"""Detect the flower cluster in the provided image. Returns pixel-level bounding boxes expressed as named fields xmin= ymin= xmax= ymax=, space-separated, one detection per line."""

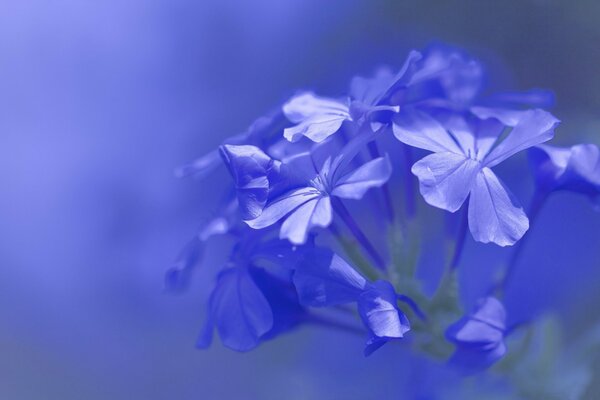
xmin=170 ymin=44 xmax=600 ymax=374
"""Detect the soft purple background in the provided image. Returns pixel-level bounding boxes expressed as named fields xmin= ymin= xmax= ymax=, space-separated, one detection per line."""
xmin=2 ymin=1 xmax=600 ymax=398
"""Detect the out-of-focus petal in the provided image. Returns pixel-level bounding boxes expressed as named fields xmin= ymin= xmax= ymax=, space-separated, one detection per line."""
xmin=411 ymin=43 xmax=483 ymax=105
xmin=530 ymin=144 xmax=600 ymax=198
xmin=446 ymin=297 xmax=507 ymax=372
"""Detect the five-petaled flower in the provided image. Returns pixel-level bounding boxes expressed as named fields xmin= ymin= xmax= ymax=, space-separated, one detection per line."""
xmin=394 ymin=109 xmax=559 ymax=246
xmin=222 ymin=134 xmax=392 ymax=245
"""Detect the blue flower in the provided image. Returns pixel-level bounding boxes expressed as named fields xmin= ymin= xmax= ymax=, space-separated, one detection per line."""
xmin=528 ymin=143 xmax=600 ymax=202
xmin=198 ymin=238 xmax=306 ymax=352
xmin=446 ymin=297 xmax=507 ymax=372
xmin=394 ymin=110 xmax=559 ymax=246
xmin=281 ymin=52 xmax=423 ymax=143
xmin=223 ymin=134 xmax=392 ymax=245
xmin=293 ymin=248 xmax=411 ymax=355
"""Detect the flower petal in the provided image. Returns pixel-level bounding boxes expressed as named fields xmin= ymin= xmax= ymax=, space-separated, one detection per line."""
xmin=280 ymin=196 xmax=332 ymax=244
xmin=483 ymin=109 xmax=559 ymax=168
xmin=358 ymin=280 xmax=410 ymax=340
xmin=393 ymin=107 xmax=463 ymax=154
xmin=468 ymin=168 xmax=529 ymax=246
xmin=220 ymin=144 xmax=275 ymax=220
xmin=283 ymin=115 xmax=348 ymax=143
xmin=209 ymin=268 xmax=273 ymax=352
xmin=332 ymin=155 xmax=392 ymax=200
xmin=245 ymin=187 xmax=320 ymax=229
xmin=283 ymin=92 xmax=351 ymax=142
xmin=412 ymin=152 xmax=480 ymax=212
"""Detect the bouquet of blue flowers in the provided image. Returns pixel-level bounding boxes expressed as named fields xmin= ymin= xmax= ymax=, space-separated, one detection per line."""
xmin=169 ymin=43 xmax=600 ymax=395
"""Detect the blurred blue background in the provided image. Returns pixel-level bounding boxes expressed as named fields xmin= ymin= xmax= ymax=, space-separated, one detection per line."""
xmin=2 ymin=1 xmax=600 ymax=398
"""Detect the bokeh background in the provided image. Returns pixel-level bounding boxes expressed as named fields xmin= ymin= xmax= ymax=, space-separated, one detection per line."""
xmin=2 ymin=0 xmax=600 ymax=398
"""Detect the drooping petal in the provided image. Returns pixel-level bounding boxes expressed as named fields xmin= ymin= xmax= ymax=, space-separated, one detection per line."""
xmin=209 ymin=268 xmax=273 ymax=352
xmin=411 ymin=152 xmax=480 ymax=212
xmin=358 ymin=280 xmax=410 ymax=356
xmin=393 ymin=107 xmax=463 ymax=154
xmin=332 ymin=155 xmax=392 ymax=200
xmin=293 ymin=248 xmax=367 ymax=307
xmin=280 ymin=196 xmax=332 ymax=244
xmin=245 ymin=187 xmax=320 ymax=229
xmin=220 ymin=144 xmax=275 ymax=220
xmin=282 ymin=92 xmax=351 ymax=143
xmin=468 ymin=168 xmax=529 ymax=246
xmin=482 ymin=109 xmax=559 ymax=168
